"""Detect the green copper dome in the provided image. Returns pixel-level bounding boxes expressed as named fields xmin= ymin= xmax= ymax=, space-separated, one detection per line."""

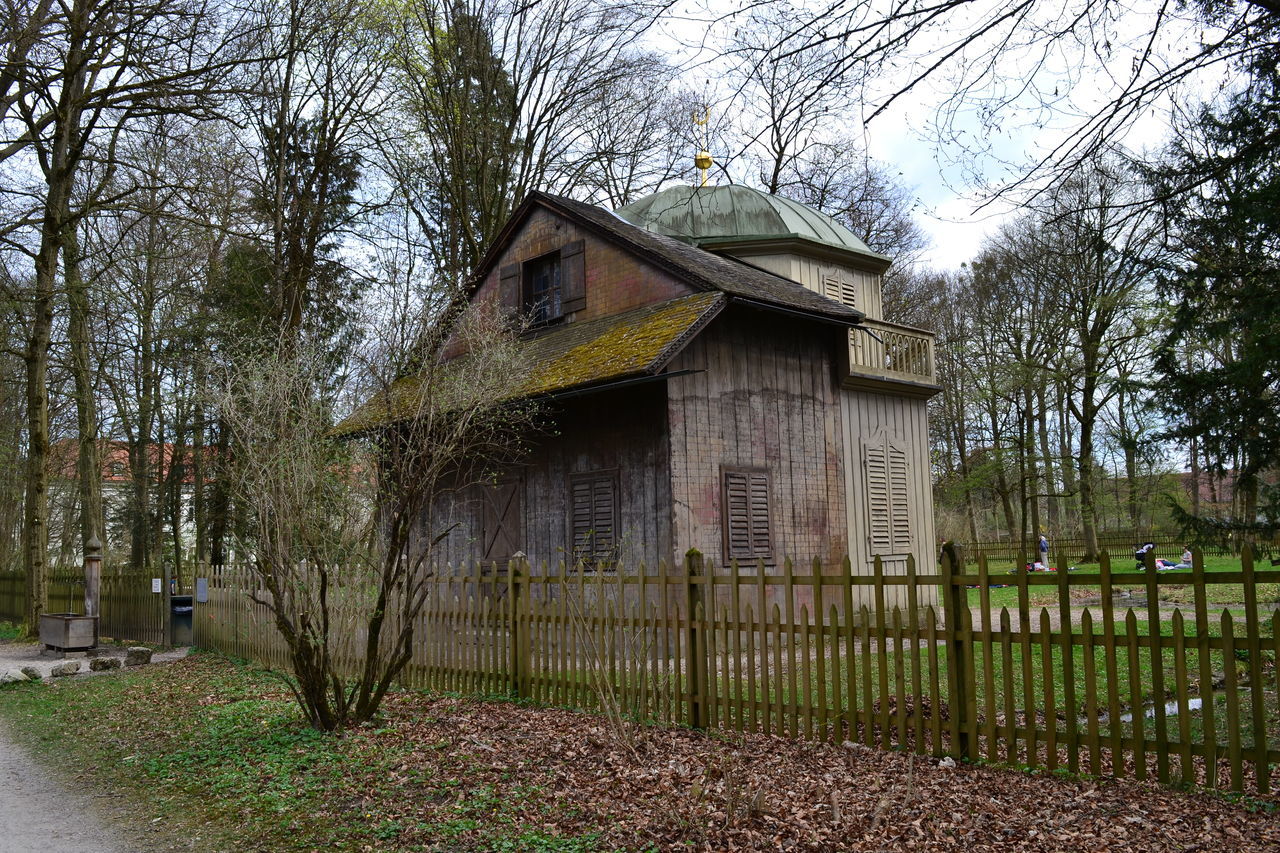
xmin=615 ymin=184 xmax=884 ymax=260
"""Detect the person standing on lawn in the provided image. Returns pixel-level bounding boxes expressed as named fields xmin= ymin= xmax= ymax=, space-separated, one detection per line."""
xmin=1038 ymin=535 xmax=1049 ymax=564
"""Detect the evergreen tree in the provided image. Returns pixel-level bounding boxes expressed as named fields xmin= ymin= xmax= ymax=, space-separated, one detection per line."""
xmin=1152 ymin=61 xmax=1280 ymax=537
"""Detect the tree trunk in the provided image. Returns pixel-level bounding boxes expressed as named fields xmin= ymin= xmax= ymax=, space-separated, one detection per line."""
xmin=22 ymin=248 xmax=54 ymax=631
xmin=1056 ymin=388 xmax=1078 ymax=531
xmin=1078 ymin=410 xmax=1100 ymax=562
xmin=987 ymin=398 xmax=1017 ymax=538
xmin=66 ymin=228 xmax=104 ymax=558
xmin=1036 ymin=386 xmax=1058 ymax=531
xmin=1022 ymin=386 xmax=1042 ymax=550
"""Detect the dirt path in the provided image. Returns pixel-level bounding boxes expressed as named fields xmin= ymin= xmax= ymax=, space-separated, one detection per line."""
xmin=0 ymin=719 xmax=141 ymax=853
xmin=0 ymin=642 xmax=197 ymax=852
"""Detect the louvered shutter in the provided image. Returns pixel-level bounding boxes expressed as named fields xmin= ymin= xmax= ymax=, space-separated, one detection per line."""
xmin=865 ymin=444 xmax=892 ymax=555
xmin=748 ymin=472 xmax=770 ymax=556
xmin=822 ymin=274 xmax=857 ymax=308
xmin=724 ymin=469 xmax=771 ymax=561
xmin=724 ymin=471 xmax=751 ymax=559
xmin=571 ymin=471 xmax=617 ymax=565
xmin=560 ymin=240 xmax=586 ymax=313
xmin=888 ymin=444 xmax=911 ymax=551
xmin=498 ymin=264 xmax=520 ymax=313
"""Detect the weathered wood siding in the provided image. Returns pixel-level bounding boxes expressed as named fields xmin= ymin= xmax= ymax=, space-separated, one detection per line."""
xmin=838 ymin=388 xmax=938 ymax=608
xmin=723 ymin=252 xmax=884 ymax=319
xmin=665 ymin=309 xmax=849 ymax=569
xmin=474 ymin=207 xmax=693 ymax=322
xmin=430 ymin=384 xmax=673 ymax=569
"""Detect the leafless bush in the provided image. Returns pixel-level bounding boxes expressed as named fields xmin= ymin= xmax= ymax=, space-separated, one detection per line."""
xmin=216 ymin=299 xmax=538 ymax=730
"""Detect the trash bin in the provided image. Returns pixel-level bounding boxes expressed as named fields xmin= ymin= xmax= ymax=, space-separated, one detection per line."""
xmin=171 ymin=594 xmax=193 ymax=645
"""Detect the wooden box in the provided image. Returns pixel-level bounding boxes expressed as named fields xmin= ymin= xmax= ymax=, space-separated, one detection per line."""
xmin=38 ymin=613 xmax=99 ymax=651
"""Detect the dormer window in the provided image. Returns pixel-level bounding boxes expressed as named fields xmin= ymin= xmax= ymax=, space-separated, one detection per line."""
xmin=498 ymin=239 xmax=586 ymax=325
xmin=524 ymin=252 xmax=563 ymax=325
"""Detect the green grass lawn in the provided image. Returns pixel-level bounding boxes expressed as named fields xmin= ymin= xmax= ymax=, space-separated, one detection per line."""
xmin=960 ymin=555 xmax=1280 ymax=611
xmin=0 ymin=652 xmax=610 ymax=851
xmin=0 ymin=620 xmax=20 ymax=641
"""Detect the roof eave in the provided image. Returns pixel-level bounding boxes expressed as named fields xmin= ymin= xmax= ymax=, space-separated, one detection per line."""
xmin=696 ymin=234 xmax=893 ymax=274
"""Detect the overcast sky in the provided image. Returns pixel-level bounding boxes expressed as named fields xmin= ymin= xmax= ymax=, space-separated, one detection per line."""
xmin=648 ymin=0 xmax=1235 ymax=270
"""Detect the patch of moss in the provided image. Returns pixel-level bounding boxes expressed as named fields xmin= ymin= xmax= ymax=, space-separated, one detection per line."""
xmin=336 ymin=292 xmax=723 ymax=435
xmin=520 ymin=292 xmax=721 ymax=396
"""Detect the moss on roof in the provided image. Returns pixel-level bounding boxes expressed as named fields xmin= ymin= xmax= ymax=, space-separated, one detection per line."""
xmin=519 ymin=291 xmax=722 ymax=396
xmin=334 ymin=292 xmax=724 ymax=435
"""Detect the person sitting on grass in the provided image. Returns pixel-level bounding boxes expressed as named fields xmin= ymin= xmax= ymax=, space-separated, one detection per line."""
xmin=1171 ymin=547 xmax=1193 ymax=570
xmin=1134 ymin=542 xmax=1155 ymax=569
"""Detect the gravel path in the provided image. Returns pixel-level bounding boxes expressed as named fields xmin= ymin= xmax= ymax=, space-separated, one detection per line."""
xmin=0 ymin=722 xmax=139 ymax=853
xmin=0 ymin=641 xmax=196 ymax=852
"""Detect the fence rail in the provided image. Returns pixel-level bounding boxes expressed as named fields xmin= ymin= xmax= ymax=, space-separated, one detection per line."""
xmin=0 ymin=569 xmax=169 ymax=644
xmin=188 ymin=548 xmax=1280 ymax=798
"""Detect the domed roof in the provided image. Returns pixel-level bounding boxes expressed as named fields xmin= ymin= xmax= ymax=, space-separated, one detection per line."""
xmin=615 ymin=184 xmax=883 ymax=260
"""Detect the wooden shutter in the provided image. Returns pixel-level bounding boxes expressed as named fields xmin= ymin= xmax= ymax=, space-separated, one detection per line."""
xmin=723 ymin=468 xmax=771 ymax=562
xmin=822 ymin=274 xmax=857 ymax=308
xmin=865 ymin=438 xmax=911 ymax=556
xmin=888 ymin=444 xmax=911 ymax=552
xmin=481 ymin=481 xmax=521 ymax=564
xmin=560 ymin=239 xmax=586 ymax=313
xmin=864 ymin=444 xmax=892 ymax=555
xmin=570 ymin=470 xmax=617 ymax=565
xmin=498 ymin=264 xmax=520 ymax=313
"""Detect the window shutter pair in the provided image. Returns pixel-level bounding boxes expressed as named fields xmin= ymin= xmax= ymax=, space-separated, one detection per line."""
xmin=723 ymin=469 xmax=771 ymax=562
xmin=822 ymin=274 xmax=858 ymax=308
xmin=865 ymin=438 xmax=911 ymax=555
xmin=497 ymin=239 xmax=586 ymax=317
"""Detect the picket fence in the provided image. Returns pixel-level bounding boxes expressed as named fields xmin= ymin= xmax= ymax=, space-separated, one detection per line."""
xmin=185 ymin=547 xmax=1280 ymax=798
xmin=4 ymin=548 xmax=1276 ymax=797
xmin=0 ymin=568 xmax=168 ymax=644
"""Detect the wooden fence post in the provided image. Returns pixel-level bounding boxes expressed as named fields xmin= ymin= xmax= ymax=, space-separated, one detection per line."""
xmin=508 ymin=559 xmax=527 ymax=698
xmin=940 ymin=542 xmax=970 ymax=758
xmin=684 ymin=548 xmax=706 ymax=729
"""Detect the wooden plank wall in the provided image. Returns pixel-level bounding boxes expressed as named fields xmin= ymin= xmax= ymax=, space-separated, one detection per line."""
xmin=666 ymin=310 xmax=849 ymax=572
xmin=430 ymin=384 xmax=673 ymax=568
xmin=839 ymin=389 xmax=937 ymax=611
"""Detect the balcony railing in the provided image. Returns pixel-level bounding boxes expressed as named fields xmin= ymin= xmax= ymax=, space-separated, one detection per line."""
xmin=845 ymin=319 xmax=939 ymax=395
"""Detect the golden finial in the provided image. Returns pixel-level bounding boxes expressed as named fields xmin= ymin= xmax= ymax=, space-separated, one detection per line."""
xmin=693 ymin=107 xmax=712 ymax=187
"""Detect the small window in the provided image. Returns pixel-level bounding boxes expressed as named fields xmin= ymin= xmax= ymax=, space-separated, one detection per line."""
xmin=722 ymin=467 xmax=771 ymax=563
xmin=524 ymin=253 xmax=562 ymax=325
xmin=108 ymin=461 xmax=126 ymax=477
xmin=569 ymin=470 xmax=618 ymax=568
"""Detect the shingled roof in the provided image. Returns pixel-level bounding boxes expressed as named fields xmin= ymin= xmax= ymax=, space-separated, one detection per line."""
xmin=479 ymin=192 xmax=865 ymax=326
xmin=333 ymin=292 xmax=726 ymax=436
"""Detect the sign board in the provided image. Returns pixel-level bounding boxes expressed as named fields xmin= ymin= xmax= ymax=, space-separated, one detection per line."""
xmin=195 ymin=578 xmax=208 ymax=603
xmin=151 ymin=577 xmax=162 ymax=594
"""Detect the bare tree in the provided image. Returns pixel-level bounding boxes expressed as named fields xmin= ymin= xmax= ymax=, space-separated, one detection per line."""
xmin=768 ymin=0 xmax=1280 ymax=207
xmin=383 ymin=0 xmax=668 ymax=280
xmin=0 ymin=0 xmax=248 ymax=630
xmin=216 ymin=297 xmax=540 ymax=730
